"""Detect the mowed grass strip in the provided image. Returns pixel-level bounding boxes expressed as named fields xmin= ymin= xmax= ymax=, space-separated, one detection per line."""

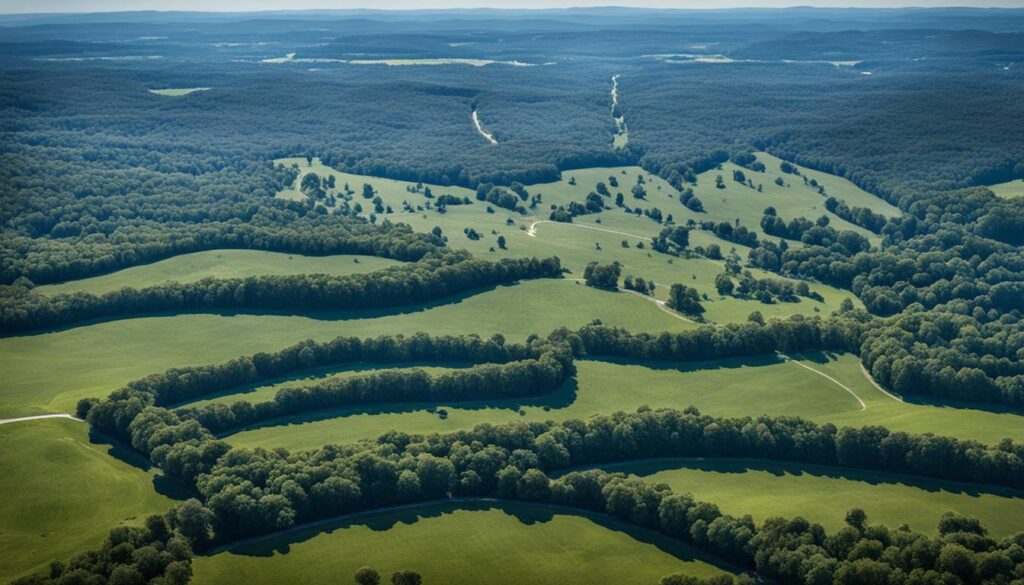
xmin=222 ymin=353 xmax=1024 ymax=452
xmin=0 ymin=279 xmax=694 ymax=417
xmin=586 ymin=458 xmax=1024 ymax=538
xmin=191 ymin=501 xmax=732 ymax=585
xmin=37 ymin=250 xmax=401 ymax=296
xmin=0 ymin=419 xmax=184 ymax=582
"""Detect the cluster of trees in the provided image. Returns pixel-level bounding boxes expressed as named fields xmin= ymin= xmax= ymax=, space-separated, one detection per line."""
xmin=475 ymin=183 xmax=528 ymax=213
xmin=825 ymin=197 xmax=888 ymax=234
xmin=583 ymin=262 xmax=622 ymax=291
xmin=697 ymin=221 xmax=759 ymax=249
xmin=13 ymin=515 xmax=196 ymax=585
xmin=759 ymin=209 xmax=871 ymax=255
xmin=667 ymin=284 xmax=705 ymax=316
xmin=354 ymin=567 xmax=423 ymax=585
xmin=861 ymin=312 xmax=1024 ymax=404
xmin=715 ymin=270 xmax=822 ymax=304
xmin=652 ymin=226 xmax=690 ymax=255
xmin=623 ymin=275 xmax=656 ymax=295
xmin=0 ymin=252 xmax=563 ymax=332
xmin=747 ymin=225 xmax=1023 ymax=318
xmin=730 ymin=152 xmax=766 ymax=173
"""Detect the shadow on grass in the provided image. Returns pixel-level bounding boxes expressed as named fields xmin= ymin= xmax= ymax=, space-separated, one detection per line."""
xmin=217 ymin=378 xmax=580 ymax=438
xmin=571 ymin=457 xmax=1024 ymax=499
xmin=3 ymin=283 xmax=514 ymax=338
xmin=88 ymin=428 xmax=195 ymax=501
xmin=898 ymin=394 xmax=1024 ymax=416
xmin=584 ymin=352 xmax=787 ymax=372
xmin=217 ymin=499 xmax=743 ymax=575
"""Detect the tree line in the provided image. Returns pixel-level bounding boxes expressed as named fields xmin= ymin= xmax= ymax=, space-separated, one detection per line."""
xmin=0 ymin=252 xmax=563 ymax=333
xmin=177 ymin=342 xmax=573 ymax=434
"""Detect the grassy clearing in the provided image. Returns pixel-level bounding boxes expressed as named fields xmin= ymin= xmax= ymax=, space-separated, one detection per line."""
xmin=0 ymin=279 xmax=693 ymax=417
xmin=0 ymin=419 xmax=183 ymax=582
xmin=223 ymin=352 xmax=1023 ymax=452
xmin=987 ymin=178 xmax=1024 ymax=199
xmin=682 ymin=152 xmax=901 ymax=247
xmin=148 ymin=88 xmax=210 ymax=96
xmin=587 ymin=458 xmax=1024 ymax=538
xmin=37 ymin=250 xmax=401 ymax=296
xmin=191 ymin=500 xmax=731 ymax=585
xmin=183 ymin=364 xmax=470 ymax=408
xmin=276 ymin=157 xmax=861 ymax=324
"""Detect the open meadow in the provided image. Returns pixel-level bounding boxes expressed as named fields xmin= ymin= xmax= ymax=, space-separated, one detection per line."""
xmin=0 ymin=419 xmax=183 ymax=582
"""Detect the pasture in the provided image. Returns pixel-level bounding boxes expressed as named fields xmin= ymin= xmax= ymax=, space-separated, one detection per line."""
xmin=190 ymin=501 xmax=732 ymax=585
xmin=0 ymin=419 xmax=182 ymax=581
xmin=0 ymin=279 xmax=693 ymax=417
xmin=221 ymin=353 xmax=1024 ymax=452
xmin=586 ymin=458 xmax=1024 ymax=538
xmin=275 ymin=157 xmax=866 ymax=322
xmin=37 ymin=251 xmax=401 ymax=296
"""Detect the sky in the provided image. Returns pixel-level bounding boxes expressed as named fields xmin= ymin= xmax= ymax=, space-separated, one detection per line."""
xmin=2 ymin=0 xmax=1023 ymax=12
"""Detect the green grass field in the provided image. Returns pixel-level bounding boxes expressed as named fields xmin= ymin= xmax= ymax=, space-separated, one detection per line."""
xmin=987 ymin=178 xmax=1024 ymax=199
xmin=183 ymin=364 xmax=469 ymax=408
xmin=0 ymin=419 xmax=183 ymax=582
xmin=0 ymin=279 xmax=694 ymax=417
xmin=222 ymin=353 xmax=1023 ymax=452
xmin=37 ymin=250 xmax=401 ymax=296
xmin=584 ymin=458 xmax=1024 ymax=538
xmin=191 ymin=500 xmax=732 ymax=585
xmin=276 ymin=157 xmax=866 ymax=323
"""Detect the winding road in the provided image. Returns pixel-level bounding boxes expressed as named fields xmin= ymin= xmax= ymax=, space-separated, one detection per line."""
xmin=472 ymin=110 xmax=497 ymax=144
xmin=611 ymin=74 xmax=628 ymax=148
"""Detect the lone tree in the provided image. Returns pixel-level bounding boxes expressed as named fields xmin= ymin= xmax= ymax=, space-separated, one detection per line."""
xmin=391 ymin=571 xmax=423 ymax=585
xmin=355 ymin=566 xmax=381 ymax=585
xmin=583 ymin=261 xmax=621 ymax=291
xmin=667 ymin=283 xmax=705 ymax=316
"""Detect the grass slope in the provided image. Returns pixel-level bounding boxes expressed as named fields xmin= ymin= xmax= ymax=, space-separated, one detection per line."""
xmin=222 ymin=353 xmax=1023 ymax=452
xmin=0 ymin=280 xmax=693 ymax=417
xmin=587 ymin=458 xmax=1024 ymax=538
xmin=275 ymin=157 xmax=863 ymax=323
xmin=0 ymin=419 xmax=183 ymax=582
xmin=191 ymin=501 xmax=732 ymax=585
xmin=987 ymin=178 xmax=1024 ymax=199
xmin=37 ymin=251 xmax=400 ymax=296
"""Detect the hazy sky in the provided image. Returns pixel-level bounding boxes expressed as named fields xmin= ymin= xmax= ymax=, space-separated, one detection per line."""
xmin=3 ymin=0 xmax=1023 ymax=13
